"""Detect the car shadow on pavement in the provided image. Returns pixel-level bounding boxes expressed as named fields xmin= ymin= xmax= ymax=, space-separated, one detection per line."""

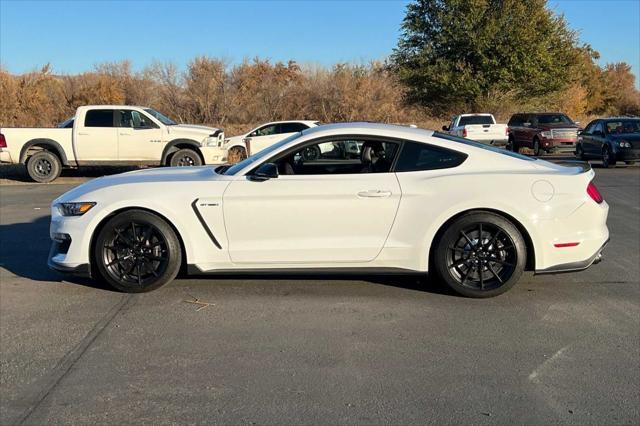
xmin=0 ymin=215 xmax=455 ymax=296
xmin=0 ymin=215 xmax=110 ymax=290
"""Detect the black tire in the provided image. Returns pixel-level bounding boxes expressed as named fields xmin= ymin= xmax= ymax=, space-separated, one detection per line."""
xmin=625 ymin=161 xmax=635 ymax=165
xmin=533 ymin=138 xmax=542 ymax=156
xmin=576 ymin=144 xmax=585 ymax=161
xmin=170 ymin=149 xmax=202 ymax=167
xmin=93 ymin=209 xmax=182 ymax=293
xmin=301 ymin=145 xmax=321 ymax=161
xmin=26 ymin=151 xmax=61 ymax=183
xmin=433 ymin=212 xmax=527 ymax=298
xmin=508 ymin=136 xmax=518 ymax=153
xmin=602 ymin=146 xmax=616 ymax=168
xmin=227 ymin=146 xmax=247 ymax=164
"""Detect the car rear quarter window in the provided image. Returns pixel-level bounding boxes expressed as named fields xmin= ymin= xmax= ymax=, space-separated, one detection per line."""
xmin=432 ymin=132 xmax=536 ymax=162
xmin=84 ymin=110 xmax=114 ymax=127
xmin=278 ymin=122 xmax=309 ymax=133
xmin=395 ymin=141 xmax=467 ymax=172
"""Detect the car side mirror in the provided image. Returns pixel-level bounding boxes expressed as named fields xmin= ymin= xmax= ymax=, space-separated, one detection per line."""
xmin=249 ymin=162 xmax=278 ymax=182
xmin=442 ymin=125 xmax=449 ymax=131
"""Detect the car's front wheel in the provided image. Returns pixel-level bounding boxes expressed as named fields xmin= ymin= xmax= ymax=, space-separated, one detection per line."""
xmin=93 ymin=210 xmax=182 ymax=293
xmin=433 ymin=212 xmax=526 ymax=298
xmin=602 ymin=146 xmax=616 ymax=168
xmin=170 ymin=149 xmax=202 ymax=167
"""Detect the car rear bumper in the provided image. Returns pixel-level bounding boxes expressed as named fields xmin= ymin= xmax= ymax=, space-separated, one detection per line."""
xmin=0 ymin=149 xmax=14 ymax=163
xmin=535 ymin=238 xmax=609 ymax=274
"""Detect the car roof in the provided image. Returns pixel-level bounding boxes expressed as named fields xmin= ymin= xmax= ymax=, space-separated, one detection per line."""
xmin=300 ymin=122 xmax=435 ymax=138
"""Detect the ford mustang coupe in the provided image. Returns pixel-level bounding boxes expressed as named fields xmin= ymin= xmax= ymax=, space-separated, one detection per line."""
xmin=48 ymin=123 xmax=609 ymax=298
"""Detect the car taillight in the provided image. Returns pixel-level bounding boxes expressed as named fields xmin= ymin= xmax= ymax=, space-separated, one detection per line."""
xmin=462 ymin=128 xmax=467 ymax=138
xmin=587 ymin=181 xmax=603 ymax=204
xmin=0 ymin=133 xmax=6 ymax=148
xmin=505 ymin=127 xmax=509 ymax=136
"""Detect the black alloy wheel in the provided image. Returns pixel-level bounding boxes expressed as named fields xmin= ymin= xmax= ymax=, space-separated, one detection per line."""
xmin=94 ymin=210 xmax=181 ymax=292
xmin=434 ymin=212 xmax=526 ymax=298
xmin=602 ymin=146 xmax=616 ymax=168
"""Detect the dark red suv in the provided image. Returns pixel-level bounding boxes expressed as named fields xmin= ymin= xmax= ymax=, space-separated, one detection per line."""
xmin=507 ymin=113 xmax=580 ymax=156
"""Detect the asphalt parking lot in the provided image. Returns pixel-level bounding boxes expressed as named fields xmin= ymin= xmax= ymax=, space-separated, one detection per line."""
xmin=1 ymin=162 xmax=639 ymax=425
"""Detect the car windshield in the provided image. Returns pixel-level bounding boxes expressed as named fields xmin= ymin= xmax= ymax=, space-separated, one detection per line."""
xmin=459 ymin=115 xmax=494 ymax=126
xmin=144 ymin=108 xmax=177 ymax=125
xmin=605 ymin=119 xmax=640 ymax=134
xmin=57 ymin=118 xmax=74 ymax=128
xmin=536 ymin=114 xmax=573 ymax=125
xmin=432 ymin=132 xmax=536 ymax=161
xmin=221 ymin=132 xmax=304 ymax=175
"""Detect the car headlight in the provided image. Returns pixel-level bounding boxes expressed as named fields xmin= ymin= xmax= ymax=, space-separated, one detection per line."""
xmin=201 ymin=137 xmax=220 ymax=147
xmin=618 ymin=141 xmax=631 ymax=148
xmin=57 ymin=202 xmax=96 ymax=216
xmin=541 ymin=131 xmax=552 ymax=138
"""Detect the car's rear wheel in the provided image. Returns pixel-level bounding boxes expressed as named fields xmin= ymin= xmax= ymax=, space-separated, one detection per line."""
xmin=602 ymin=146 xmax=616 ymax=168
xmin=170 ymin=149 xmax=202 ymax=167
xmin=508 ymin=136 xmax=518 ymax=153
xmin=26 ymin=151 xmax=61 ymax=183
xmin=94 ymin=210 xmax=182 ymax=293
xmin=433 ymin=212 xmax=526 ymax=298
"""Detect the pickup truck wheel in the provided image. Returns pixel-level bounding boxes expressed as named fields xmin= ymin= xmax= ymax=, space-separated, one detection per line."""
xmin=26 ymin=151 xmax=61 ymax=183
xmin=227 ymin=146 xmax=247 ymax=164
xmin=94 ymin=209 xmax=182 ymax=293
xmin=508 ymin=137 xmax=518 ymax=153
xmin=533 ymin=138 xmax=542 ymax=156
xmin=170 ymin=149 xmax=202 ymax=167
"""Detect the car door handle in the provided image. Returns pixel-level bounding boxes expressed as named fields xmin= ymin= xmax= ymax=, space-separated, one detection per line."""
xmin=78 ymin=132 xmax=89 ymax=136
xmin=357 ymin=190 xmax=392 ymax=198
xmin=119 ymin=133 xmax=132 ymax=136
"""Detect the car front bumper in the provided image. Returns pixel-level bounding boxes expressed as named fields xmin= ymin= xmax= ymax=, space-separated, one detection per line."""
xmin=200 ymin=146 xmax=228 ymax=165
xmin=540 ymin=138 xmax=577 ymax=152
xmin=615 ymin=148 xmax=640 ymax=162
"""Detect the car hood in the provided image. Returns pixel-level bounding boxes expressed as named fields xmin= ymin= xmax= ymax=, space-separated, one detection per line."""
xmin=54 ymin=167 xmax=224 ymax=203
xmin=168 ymin=124 xmax=222 ymax=139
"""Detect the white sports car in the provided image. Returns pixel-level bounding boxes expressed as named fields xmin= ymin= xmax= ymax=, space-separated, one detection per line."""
xmin=49 ymin=123 xmax=609 ymax=298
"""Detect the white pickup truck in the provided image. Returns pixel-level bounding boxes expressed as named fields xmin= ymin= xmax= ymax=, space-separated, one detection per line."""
xmin=0 ymin=105 xmax=225 ymax=182
xmin=442 ymin=113 xmax=508 ymax=147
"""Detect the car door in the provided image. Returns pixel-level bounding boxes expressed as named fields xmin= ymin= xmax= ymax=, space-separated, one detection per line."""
xmin=116 ymin=109 xmax=163 ymax=162
xmin=585 ymin=121 xmax=604 ymax=155
xmin=221 ymin=138 xmax=402 ymax=264
xmin=74 ymin=109 xmax=118 ymax=162
xmin=508 ymin=114 xmax=524 ymax=145
xmin=579 ymin=121 xmax=596 ymax=156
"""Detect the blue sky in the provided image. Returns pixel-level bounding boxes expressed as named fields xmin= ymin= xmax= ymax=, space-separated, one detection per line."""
xmin=1 ymin=0 xmax=638 ymax=86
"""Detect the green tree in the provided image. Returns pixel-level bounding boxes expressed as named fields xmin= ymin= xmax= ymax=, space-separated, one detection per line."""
xmin=391 ymin=0 xmax=588 ymax=113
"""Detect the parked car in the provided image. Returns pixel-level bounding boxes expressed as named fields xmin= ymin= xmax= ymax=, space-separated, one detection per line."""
xmin=576 ymin=117 xmax=640 ymax=167
xmin=223 ymin=120 xmax=319 ymax=162
xmin=0 ymin=106 xmax=225 ymax=183
xmin=442 ymin=113 xmax=508 ymax=147
xmin=507 ymin=113 xmax=580 ymax=156
xmin=48 ymin=123 xmax=608 ymax=298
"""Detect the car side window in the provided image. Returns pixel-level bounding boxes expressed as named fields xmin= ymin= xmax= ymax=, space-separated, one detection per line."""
xmin=84 ymin=110 xmax=114 ymax=127
xmin=251 ymin=124 xmax=277 ymax=137
xmin=508 ymin=115 xmax=522 ymax=126
xmin=118 ymin=110 xmax=158 ymax=128
xmin=582 ymin=121 xmax=597 ymax=135
xmin=278 ymin=122 xmax=308 ymax=133
xmin=395 ymin=141 xmax=467 ymax=172
xmin=269 ymin=139 xmax=398 ymax=175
